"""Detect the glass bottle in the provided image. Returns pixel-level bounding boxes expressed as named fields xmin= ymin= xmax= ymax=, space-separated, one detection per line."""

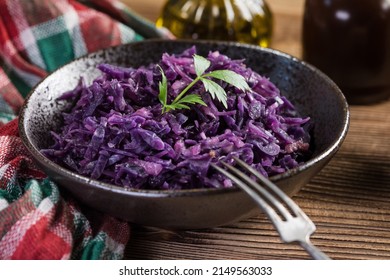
xmin=156 ymin=0 xmax=273 ymax=47
xmin=302 ymin=0 xmax=390 ymax=104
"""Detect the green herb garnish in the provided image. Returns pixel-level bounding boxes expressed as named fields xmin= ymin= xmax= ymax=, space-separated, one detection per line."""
xmin=158 ymin=54 xmax=250 ymax=113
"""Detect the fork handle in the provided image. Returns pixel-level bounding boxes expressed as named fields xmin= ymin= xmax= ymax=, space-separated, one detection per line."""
xmin=298 ymin=240 xmax=331 ymax=260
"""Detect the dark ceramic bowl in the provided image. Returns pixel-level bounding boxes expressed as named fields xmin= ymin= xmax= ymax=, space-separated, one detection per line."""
xmin=19 ymin=39 xmax=349 ymax=229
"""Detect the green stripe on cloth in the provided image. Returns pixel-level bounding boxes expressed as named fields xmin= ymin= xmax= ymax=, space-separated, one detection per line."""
xmin=0 ymin=112 xmax=15 ymax=123
xmin=4 ymin=70 xmax=31 ymax=98
xmin=79 ymin=232 xmax=124 ymax=260
xmin=80 ymin=232 xmax=107 ymax=260
xmin=0 ymin=189 xmax=14 ymax=205
xmin=25 ymin=179 xmax=60 ymax=207
xmin=70 ymin=214 xmax=125 ymax=260
xmin=3 ymin=179 xmax=22 ymax=204
xmin=37 ymin=32 xmax=75 ymax=72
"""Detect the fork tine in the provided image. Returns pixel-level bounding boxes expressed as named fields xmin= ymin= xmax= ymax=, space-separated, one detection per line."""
xmin=233 ymin=157 xmax=305 ymax=218
xmin=218 ymin=161 xmax=294 ymax=221
xmin=211 ymin=163 xmax=282 ymax=224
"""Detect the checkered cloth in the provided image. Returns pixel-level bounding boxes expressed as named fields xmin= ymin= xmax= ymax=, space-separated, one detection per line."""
xmin=0 ymin=0 xmax=170 ymax=259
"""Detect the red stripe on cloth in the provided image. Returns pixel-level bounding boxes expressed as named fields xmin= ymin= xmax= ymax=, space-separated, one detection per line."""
xmin=11 ymin=215 xmax=71 ymax=260
xmin=0 ymin=68 xmax=24 ymax=113
xmin=20 ymin=0 xmax=69 ymax=26
xmin=0 ymin=188 xmax=37 ymax=240
xmin=0 ymin=153 xmax=46 ymax=189
xmin=0 ymin=120 xmax=46 ymax=189
xmin=0 ymin=11 xmax=47 ymax=79
xmin=0 ymin=0 xmax=32 ymax=64
xmin=0 ymin=118 xmax=19 ymax=136
xmin=0 ymin=194 xmax=54 ymax=259
xmin=0 ymin=1 xmax=20 ymax=46
xmin=0 ymin=143 xmax=46 ymax=186
xmin=100 ymin=216 xmax=130 ymax=245
xmin=72 ymin=1 xmax=122 ymax=53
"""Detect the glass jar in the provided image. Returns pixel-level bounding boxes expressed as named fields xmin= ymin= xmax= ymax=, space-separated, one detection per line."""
xmin=302 ymin=0 xmax=390 ymax=104
xmin=156 ymin=0 xmax=273 ymax=47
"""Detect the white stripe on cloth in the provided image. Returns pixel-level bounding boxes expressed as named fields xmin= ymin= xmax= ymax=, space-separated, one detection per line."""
xmin=105 ymin=234 xmax=125 ymax=258
xmin=0 ymin=163 xmax=11 ymax=180
xmin=63 ymin=8 xmax=88 ymax=58
xmin=6 ymin=0 xmax=46 ymax=70
xmin=30 ymin=17 xmax=69 ymax=40
xmin=118 ymin=23 xmax=137 ymax=44
xmin=0 ymin=198 xmax=9 ymax=212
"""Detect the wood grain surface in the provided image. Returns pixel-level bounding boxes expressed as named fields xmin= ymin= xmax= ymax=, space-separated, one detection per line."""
xmin=120 ymin=0 xmax=390 ymax=260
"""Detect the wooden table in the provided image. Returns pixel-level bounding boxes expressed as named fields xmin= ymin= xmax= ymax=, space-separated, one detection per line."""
xmin=121 ymin=0 xmax=390 ymax=260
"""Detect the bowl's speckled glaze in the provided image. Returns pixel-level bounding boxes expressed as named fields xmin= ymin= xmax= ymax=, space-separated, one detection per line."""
xmin=19 ymin=39 xmax=349 ymax=229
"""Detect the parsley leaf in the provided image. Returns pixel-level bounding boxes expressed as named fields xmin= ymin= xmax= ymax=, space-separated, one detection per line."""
xmin=204 ymin=70 xmax=250 ymax=92
xmin=193 ymin=54 xmax=211 ymax=77
xmin=199 ymin=78 xmax=228 ymax=108
xmin=174 ymin=94 xmax=207 ymax=107
xmin=158 ymin=54 xmax=250 ymax=113
xmin=157 ymin=65 xmax=168 ymax=112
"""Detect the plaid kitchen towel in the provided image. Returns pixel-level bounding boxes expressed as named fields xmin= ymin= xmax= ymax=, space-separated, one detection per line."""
xmin=0 ymin=0 xmax=170 ymax=259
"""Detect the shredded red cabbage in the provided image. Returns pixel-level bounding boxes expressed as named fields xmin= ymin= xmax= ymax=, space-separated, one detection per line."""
xmin=42 ymin=47 xmax=312 ymax=190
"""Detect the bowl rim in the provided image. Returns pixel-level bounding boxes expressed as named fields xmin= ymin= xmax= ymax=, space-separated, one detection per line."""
xmin=18 ymin=39 xmax=350 ymax=198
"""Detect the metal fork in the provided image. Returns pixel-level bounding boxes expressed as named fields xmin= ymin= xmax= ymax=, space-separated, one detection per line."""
xmin=211 ymin=157 xmax=331 ymax=260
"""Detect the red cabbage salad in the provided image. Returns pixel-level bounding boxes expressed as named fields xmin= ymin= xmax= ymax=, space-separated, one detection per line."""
xmin=42 ymin=46 xmax=312 ymax=190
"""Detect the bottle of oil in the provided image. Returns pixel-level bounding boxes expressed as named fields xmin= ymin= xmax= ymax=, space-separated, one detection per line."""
xmin=156 ymin=0 xmax=273 ymax=47
xmin=302 ymin=0 xmax=390 ymax=104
